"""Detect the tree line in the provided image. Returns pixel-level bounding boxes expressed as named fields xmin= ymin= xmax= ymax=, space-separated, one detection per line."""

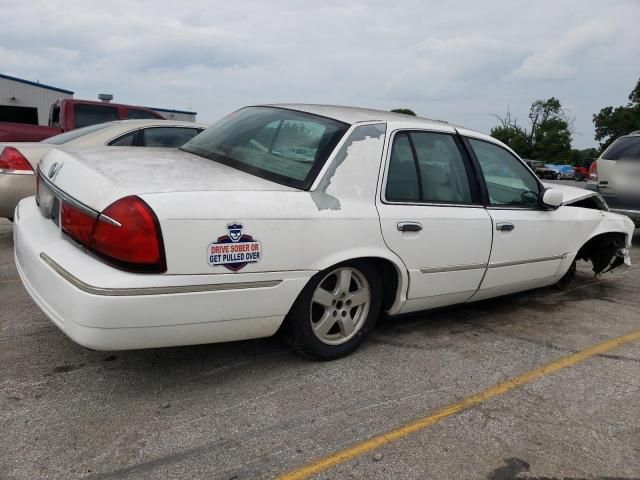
xmin=392 ymin=76 xmax=640 ymax=165
xmin=489 ymin=77 xmax=640 ymax=165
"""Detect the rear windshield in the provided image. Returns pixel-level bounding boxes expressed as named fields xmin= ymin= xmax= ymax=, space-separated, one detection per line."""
xmin=602 ymin=136 xmax=640 ymax=161
xmin=43 ymin=122 xmax=117 ymax=145
xmin=181 ymin=107 xmax=349 ymax=189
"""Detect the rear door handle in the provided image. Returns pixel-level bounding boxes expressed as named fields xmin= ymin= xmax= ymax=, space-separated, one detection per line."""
xmin=496 ymin=222 xmax=515 ymax=232
xmin=397 ymin=222 xmax=422 ymax=232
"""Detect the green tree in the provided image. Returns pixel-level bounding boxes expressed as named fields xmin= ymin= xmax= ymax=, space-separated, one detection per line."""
xmin=490 ymin=110 xmax=528 ymax=155
xmin=490 ymin=98 xmax=573 ymax=162
xmin=570 ymin=147 xmax=599 ymax=166
xmin=593 ymin=77 xmax=640 ymax=150
xmin=390 ymin=108 xmax=416 ymax=116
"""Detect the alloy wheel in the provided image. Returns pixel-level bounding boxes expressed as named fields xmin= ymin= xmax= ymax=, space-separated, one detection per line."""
xmin=309 ymin=266 xmax=371 ymax=345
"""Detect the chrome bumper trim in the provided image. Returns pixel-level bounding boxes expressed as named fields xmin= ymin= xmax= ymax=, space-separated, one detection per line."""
xmin=0 ymin=168 xmax=35 ymax=175
xmin=40 ymin=253 xmax=282 ymax=296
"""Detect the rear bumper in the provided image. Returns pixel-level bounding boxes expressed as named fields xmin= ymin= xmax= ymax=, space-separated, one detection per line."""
xmin=0 ymin=172 xmax=35 ymax=218
xmin=14 ymin=198 xmax=313 ymax=350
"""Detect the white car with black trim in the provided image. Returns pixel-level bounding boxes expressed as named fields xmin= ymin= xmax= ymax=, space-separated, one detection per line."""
xmin=14 ymin=105 xmax=634 ymax=359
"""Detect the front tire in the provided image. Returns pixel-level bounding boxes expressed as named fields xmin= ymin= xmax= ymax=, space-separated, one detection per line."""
xmin=283 ymin=261 xmax=382 ymax=360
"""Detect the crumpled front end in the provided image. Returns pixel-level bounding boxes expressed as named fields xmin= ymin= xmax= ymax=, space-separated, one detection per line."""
xmin=577 ymin=229 xmax=633 ymax=276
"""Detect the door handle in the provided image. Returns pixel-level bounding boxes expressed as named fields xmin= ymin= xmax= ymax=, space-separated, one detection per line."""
xmin=397 ymin=222 xmax=422 ymax=232
xmin=496 ymin=222 xmax=515 ymax=232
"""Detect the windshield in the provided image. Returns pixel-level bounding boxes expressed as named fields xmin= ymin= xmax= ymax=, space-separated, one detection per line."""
xmin=43 ymin=122 xmax=117 ymax=145
xmin=181 ymin=107 xmax=349 ymax=189
xmin=602 ymin=136 xmax=640 ymax=161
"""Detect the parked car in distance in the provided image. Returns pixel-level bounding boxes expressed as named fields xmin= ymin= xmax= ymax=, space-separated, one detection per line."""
xmin=534 ymin=165 xmax=559 ymax=180
xmin=0 ymin=119 xmax=206 ymax=219
xmin=546 ymin=164 xmax=574 ymax=180
xmin=14 ymin=105 xmax=634 ymax=360
xmin=0 ymin=98 xmax=167 ymax=143
xmin=587 ymin=130 xmax=640 ymax=227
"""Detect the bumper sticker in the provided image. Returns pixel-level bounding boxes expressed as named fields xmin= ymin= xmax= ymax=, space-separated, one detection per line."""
xmin=207 ymin=223 xmax=262 ymax=271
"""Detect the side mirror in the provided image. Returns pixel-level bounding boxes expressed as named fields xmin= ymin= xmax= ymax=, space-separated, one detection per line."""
xmin=541 ymin=188 xmax=563 ymax=209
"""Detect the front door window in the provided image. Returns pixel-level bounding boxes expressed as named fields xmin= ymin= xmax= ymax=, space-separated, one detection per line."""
xmin=468 ymin=138 xmax=540 ymax=207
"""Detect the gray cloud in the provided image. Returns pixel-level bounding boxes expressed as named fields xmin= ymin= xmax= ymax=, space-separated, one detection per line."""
xmin=0 ymin=0 xmax=638 ymax=148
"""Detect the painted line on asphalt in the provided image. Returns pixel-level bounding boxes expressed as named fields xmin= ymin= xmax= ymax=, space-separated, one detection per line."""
xmin=277 ymin=329 xmax=640 ymax=480
xmin=0 ymin=278 xmax=20 ymax=284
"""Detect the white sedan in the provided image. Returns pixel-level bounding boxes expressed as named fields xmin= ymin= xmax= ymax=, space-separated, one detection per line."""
xmin=14 ymin=105 xmax=634 ymax=359
xmin=0 ymin=119 xmax=206 ymax=219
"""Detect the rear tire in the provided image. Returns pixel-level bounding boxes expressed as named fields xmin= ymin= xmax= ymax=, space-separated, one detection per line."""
xmin=283 ymin=261 xmax=382 ymax=360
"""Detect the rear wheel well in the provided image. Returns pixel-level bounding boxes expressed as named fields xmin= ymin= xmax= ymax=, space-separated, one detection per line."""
xmin=363 ymin=257 xmax=401 ymax=312
xmin=305 ymin=257 xmax=401 ymax=313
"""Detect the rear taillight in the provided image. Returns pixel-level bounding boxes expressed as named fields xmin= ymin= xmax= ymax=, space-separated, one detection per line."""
xmin=589 ymin=161 xmax=598 ymax=181
xmin=61 ymin=202 xmax=95 ymax=246
xmin=61 ymin=196 xmax=166 ymax=273
xmin=0 ymin=147 xmax=34 ymax=173
xmin=92 ymin=196 xmax=165 ymax=271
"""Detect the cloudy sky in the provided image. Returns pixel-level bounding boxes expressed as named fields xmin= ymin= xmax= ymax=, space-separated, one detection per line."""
xmin=1 ymin=0 xmax=638 ymax=148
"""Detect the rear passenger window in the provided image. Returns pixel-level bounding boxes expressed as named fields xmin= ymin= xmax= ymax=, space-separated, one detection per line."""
xmin=386 ymin=134 xmax=420 ymax=202
xmin=386 ymin=131 xmax=473 ymax=204
xmin=602 ymin=137 xmax=640 ymax=161
xmin=108 ymin=131 xmax=138 ymax=146
xmin=141 ymin=127 xmax=201 ymax=147
xmin=411 ymin=132 xmax=473 ymax=203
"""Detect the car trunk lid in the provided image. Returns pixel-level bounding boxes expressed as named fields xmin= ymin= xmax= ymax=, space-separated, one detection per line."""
xmin=37 ymin=146 xmax=296 ymax=211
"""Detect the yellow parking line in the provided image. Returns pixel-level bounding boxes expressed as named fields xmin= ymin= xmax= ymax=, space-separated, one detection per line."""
xmin=0 ymin=278 xmax=20 ymax=284
xmin=278 ymin=329 xmax=640 ymax=480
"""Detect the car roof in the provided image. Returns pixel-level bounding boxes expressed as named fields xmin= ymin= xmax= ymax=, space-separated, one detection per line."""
xmin=263 ymin=103 xmax=457 ymax=129
xmin=98 ymin=119 xmax=209 ymax=129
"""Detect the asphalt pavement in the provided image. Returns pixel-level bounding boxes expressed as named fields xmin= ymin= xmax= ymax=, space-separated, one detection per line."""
xmin=1 ymin=202 xmax=639 ymax=479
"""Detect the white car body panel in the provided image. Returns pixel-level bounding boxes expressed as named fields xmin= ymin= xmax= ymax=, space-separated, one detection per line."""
xmin=13 ymin=104 xmax=636 ymax=351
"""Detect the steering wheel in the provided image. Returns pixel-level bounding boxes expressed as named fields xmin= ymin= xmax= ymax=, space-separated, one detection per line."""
xmin=520 ymin=190 xmax=539 ymax=204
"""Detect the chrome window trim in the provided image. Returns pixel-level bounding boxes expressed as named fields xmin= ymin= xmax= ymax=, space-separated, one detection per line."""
xmin=489 ymin=254 xmax=566 ymax=269
xmin=486 ymin=205 xmax=544 ymax=211
xmin=106 ymin=126 xmax=202 ymax=146
xmin=380 ymin=128 xmax=482 ymax=208
xmin=385 ymin=200 xmax=485 ymax=208
xmin=40 ymin=253 xmax=282 ymax=296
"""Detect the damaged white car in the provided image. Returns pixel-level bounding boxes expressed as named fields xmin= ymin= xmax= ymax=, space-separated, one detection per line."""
xmin=14 ymin=105 xmax=634 ymax=359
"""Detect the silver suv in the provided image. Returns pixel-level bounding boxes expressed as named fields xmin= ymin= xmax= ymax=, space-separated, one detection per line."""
xmin=587 ymin=131 xmax=640 ymax=227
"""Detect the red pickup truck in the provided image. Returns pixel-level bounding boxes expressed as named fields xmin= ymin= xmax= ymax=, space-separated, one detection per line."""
xmin=0 ymin=99 xmax=165 ymax=142
xmin=572 ymin=158 xmax=597 ymax=181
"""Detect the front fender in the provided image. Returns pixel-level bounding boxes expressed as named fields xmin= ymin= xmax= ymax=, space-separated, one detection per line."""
xmin=587 ymin=211 xmax=635 ymax=248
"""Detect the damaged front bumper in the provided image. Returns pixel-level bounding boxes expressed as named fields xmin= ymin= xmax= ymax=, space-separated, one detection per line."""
xmin=577 ymin=229 xmax=633 ymax=276
xmin=602 ymin=247 xmax=632 ymax=274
